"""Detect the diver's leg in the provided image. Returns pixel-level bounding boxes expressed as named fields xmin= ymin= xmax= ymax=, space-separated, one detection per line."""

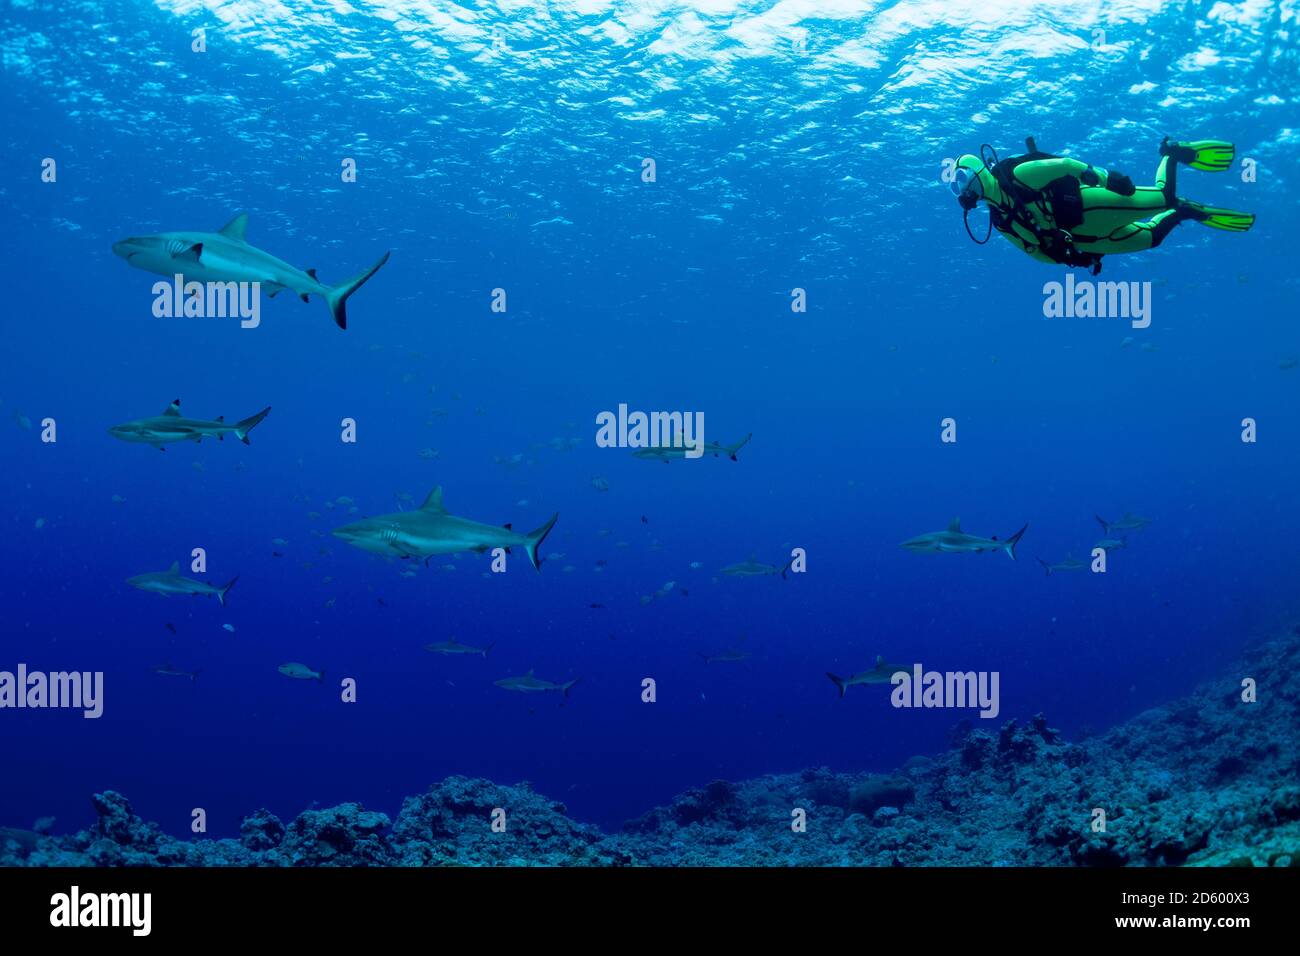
xmin=1076 ymin=209 xmax=1184 ymax=255
xmin=1078 ymin=184 xmax=1168 ymax=236
xmin=1154 ymin=155 xmax=1175 ymax=204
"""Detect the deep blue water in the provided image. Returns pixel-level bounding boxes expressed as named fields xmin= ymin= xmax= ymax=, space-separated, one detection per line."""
xmin=2 ymin=0 xmax=1298 ymax=838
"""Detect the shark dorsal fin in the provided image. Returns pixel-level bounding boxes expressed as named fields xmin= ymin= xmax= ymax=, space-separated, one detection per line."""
xmin=218 ymin=213 xmax=248 ymax=242
xmin=420 ymin=486 xmax=447 ymax=513
xmin=875 ymin=655 xmax=884 ymax=665
xmin=947 ymin=517 xmax=962 ymax=532
xmin=163 ymin=400 xmax=181 ymax=417
xmin=167 ymin=561 xmax=180 ymax=574
xmin=526 ymin=669 xmax=535 ymax=677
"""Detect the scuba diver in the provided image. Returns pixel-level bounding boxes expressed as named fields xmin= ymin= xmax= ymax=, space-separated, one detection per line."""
xmin=950 ymin=137 xmax=1254 ymax=274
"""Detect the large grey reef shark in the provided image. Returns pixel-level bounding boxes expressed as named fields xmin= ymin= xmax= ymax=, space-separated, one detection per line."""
xmin=127 ymin=561 xmax=237 ymax=606
xmin=899 ymin=518 xmax=1028 ymax=560
xmin=108 ymin=399 xmax=270 ymax=450
xmin=332 ymin=487 xmax=559 ymax=571
xmin=112 ymin=212 xmax=390 ymax=329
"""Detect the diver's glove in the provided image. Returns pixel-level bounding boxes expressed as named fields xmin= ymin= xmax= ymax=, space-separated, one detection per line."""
xmin=1106 ymin=171 xmax=1135 ymax=196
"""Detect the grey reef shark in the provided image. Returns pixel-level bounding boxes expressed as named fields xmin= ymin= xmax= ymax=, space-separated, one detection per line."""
xmin=900 ymin=518 xmax=1028 ymax=560
xmin=826 ymin=656 xmax=908 ymax=697
xmin=332 ymin=486 xmax=559 ymax=571
xmin=113 ymin=212 xmax=389 ymax=329
xmin=632 ymin=433 xmax=753 ymax=462
xmin=494 ymin=670 xmax=580 ymax=697
xmin=127 ymin=561 xmax=237 ymax=607
xmin=108 ymin=400 xmax=270 ymax=450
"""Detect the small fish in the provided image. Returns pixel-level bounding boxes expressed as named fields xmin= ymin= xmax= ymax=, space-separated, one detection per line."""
xmin=591 ymin=476 xmax=610 ymax=492
xmin=589 ymin=603 xmax=606 ymax=609
xmin=165 ymin=622 xmax=177 ymax=635
xmin=34 ymin=518 xmax=45 ymax=529
xmin=111 ymin=495 xmax=126 ymax=504
xmin=222 ymin=623 xmax=235 ymax=633
xmin=31 ymin=817 xmax=55 ymax=835
xmin=272 ymin=537 xmax=289 ymax=546
xmin=689 ymin=561 xmax=702 ymax=569
xmin=278 ymin=662 xmax=324 ymax=683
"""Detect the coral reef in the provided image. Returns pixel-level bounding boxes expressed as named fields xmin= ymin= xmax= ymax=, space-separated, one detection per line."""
xmin=4 ymin=631 xmax=1298 ymax=867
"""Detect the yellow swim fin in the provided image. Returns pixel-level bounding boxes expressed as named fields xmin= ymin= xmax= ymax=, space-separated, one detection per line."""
xmin=1186 ymin=202 xmax=1255 ymax=232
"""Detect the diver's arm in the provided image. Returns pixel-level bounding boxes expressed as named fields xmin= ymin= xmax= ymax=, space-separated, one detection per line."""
xmin=1012 ymin=157 xmax=1133 ymax=194
xmin=1011 ymin=157 xmax=1094 ymax=190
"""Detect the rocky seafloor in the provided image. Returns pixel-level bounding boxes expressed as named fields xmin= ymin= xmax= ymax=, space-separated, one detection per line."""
xmin=5 ymin=630 xmax=1299 ymax=867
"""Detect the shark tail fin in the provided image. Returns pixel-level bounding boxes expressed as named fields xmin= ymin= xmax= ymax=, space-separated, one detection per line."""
xmin=1037 ymin=558 xmax=1051 ymax=576
xmin=218 ymin=576 xmax=238 ymax=607
xmin=779 ymin=557 xmax=794 ymax=580
xmin=191 ymin=668 xmax=201 ymax=683
xmin=316 ymin=670 xmax=325 ymax=684
xmin=325 ymin=252 xmax=391 ymax=330
xmin=562 ymin=677 xmax=580 ymax=699
xmin=727 ymin=433 xmax=753 ymax=461
xmin=524 ymin=513 xmax=559 ymax=571
xmin=1003 ymin=524 xmax=1028 ymax=561
xmin=234 ymin=407 xmax=271 ymax=445
xmin=484 ymin=643 xmax=495 ymax=658
xmin=826 ymin=672 xmax=847 ymax=698
xmin=1095 ymin=515 xmax=1111 ymax=534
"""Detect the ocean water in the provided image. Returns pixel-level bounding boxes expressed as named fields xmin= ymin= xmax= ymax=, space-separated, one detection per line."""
xmin=1 ymin=0 xmax=1297 ymax=842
